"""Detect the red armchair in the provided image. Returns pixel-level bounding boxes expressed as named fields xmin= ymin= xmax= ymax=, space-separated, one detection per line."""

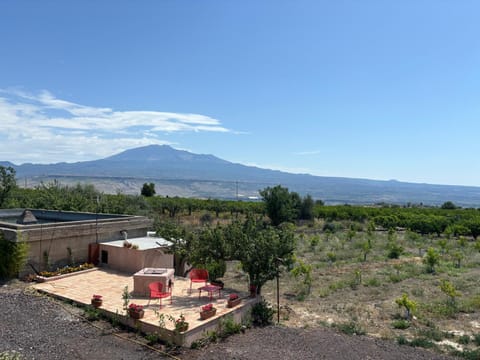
xmin=147 ymin=281 xmax=172 ymax=308
xmin=189 ymin=268 xmax=209 ymax=292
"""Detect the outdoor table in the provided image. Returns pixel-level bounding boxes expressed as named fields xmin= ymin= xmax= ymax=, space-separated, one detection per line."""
xmin=198 ymin=284 xmax=222 ymax=300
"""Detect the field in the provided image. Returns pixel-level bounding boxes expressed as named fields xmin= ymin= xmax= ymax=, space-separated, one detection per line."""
xmin=247 ymin=219 xmax=480 ymax=357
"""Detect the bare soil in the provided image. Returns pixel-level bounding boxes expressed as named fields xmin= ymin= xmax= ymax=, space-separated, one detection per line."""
xmin=0 ymin=280 xmax=455 ymax=360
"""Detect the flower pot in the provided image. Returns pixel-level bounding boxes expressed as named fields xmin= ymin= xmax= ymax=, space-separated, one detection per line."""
xmin=227 ymin=298 xmax=241 ymax=308
xmin=91 ymin=298 xmax=103 ymax=308
xmin=200 ymin=308 xmax=217 ymax=320
xmin=176 ymin=324 xmax=189 ymax=332
xmin=128 ymin=309 xmax=144 ymax=320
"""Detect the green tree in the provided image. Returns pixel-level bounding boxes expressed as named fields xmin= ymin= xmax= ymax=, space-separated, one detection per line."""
xmin=228 ymin=216 xmax=296 ymax=295
xmin=299 ymin=194 xmax=314 ymax=220
xmin=0 ymin=166 xmax=16 ymax=207
xmin=423 ymin=247 xmax=440 ymax=273
xmin=441 ymin=201 xmax=457 ymax=210
xmin=141 ymin=182 xmax=156 ymax=197
xmin=259 ymin=185 xmax=300 ymax=226
xmin=154 ymin=221 xmax=191 ymax=276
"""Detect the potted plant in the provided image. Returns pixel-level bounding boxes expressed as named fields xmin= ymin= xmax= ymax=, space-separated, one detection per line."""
xmin=227 ymin=293 xmax=241 ymax=308
xmin=91 ymin=294 xmax=103 ymax=308
xmin=128 ymin=303 xmax=144 ymax=319
xmin=200 ymin=303 xmax=217 ymax=320
xmin=174 ymin=314 xmax=189 ymax=333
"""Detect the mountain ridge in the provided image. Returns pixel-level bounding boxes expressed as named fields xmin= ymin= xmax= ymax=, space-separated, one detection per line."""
xmin=4 ymin=145 xmax=480 ymax=207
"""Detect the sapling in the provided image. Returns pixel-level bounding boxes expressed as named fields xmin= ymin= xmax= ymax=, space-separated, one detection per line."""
xmin=395 ymin=293 xmax=417 ymax=320
xmin=423 ymin=247 xmax=440 ymax=273
xmin=440 ymin=279 xmax=460 ymax=308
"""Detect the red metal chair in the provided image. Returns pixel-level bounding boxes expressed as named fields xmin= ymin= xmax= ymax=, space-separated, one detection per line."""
xmin=147 ymin=281 xmax=172 ymax=308
xmin=189 ymin=268 xmax=209 ymax=292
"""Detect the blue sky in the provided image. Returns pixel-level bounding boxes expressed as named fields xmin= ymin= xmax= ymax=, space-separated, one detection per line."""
xmin=1 ymin=1 xmax=480 ymax=186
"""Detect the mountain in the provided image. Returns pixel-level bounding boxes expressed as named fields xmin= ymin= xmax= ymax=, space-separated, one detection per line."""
xmin=6 ymin=145 xmax=480 ymax=207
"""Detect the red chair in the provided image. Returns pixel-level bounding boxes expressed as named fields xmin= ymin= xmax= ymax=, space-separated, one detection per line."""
xmin=189 ymin=268 xmax=209 ymax=292
xmin=147 ymin=282 xmax=172 ymax=308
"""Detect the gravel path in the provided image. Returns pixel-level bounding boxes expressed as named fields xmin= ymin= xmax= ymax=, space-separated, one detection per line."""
xmin=1 ymin=281 xmax=456 ymax=360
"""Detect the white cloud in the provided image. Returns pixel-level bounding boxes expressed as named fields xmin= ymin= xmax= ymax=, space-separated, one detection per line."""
xmin=0 ymin=89 xmax=231 ymax=164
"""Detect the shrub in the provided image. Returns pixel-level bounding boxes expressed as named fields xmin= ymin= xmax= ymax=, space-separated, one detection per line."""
xmin=219 ymin=315 xmax=242 ymax=337
xmin=474 ymin=333 xmax=480 ymax=346
xmin=0 ymin=351 xmax=23 ymax=360
xmin=392 ymin=319 xmax=410 ymax=329
xmin=387 ymin=242 xmax=403 ymax=259
xmin=0 ymin=234 xmax=29 ymax=279
xmin=409 ymin=337 xmax=435 ymax=349
xmin=458 ymin=335 xmax=470 ymax=345
xmin=251 ymin=299 xmax=274 ymax=327
xmin=334 ymin=320 xmax=366 ymax=336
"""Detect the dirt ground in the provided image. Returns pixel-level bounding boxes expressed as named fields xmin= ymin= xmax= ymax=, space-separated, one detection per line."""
xmin=0 ymin=280 xmax=455 ymax=360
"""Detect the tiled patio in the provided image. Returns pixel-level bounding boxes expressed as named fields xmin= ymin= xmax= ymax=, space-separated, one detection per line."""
xmin=32 ymin=268 xmax=257 ymax=346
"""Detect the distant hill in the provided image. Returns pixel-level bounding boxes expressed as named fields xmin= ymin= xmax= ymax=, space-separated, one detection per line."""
xmin=5 ymin=145 xmax=480 ymax=207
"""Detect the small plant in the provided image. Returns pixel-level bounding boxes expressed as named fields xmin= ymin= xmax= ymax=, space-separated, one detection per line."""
xmin=251 ymin=299 xmax=274 ymax=327
xmin=440 ymin=279 xmax=460 ymax=308
xmin=229 ymin=293 xmax=239 ymax=300
xmin=201 ymin=303 xmax=214 ymax=312
xmin=409 ymin=337 xmax=435 ymax=349
xmin=326 ymin=251 xmax=337 ymax=263
xmin=387 ymin=241 xmax=403 ymax=259
xmin=473 ymin=333 xmax=480 ymax=346
xmin=122 ymin=285 xmax=131 ymax=313
xmin=128 ymin=303 xmax=144 ymax=312
xmin=395 ymin=293 xmax=417 ymax=320
xmin=131 ymin=244 xmax=139 ymax=250
xmin=334 ymin=320 xmax=366 ymax=336
xmin=458 ymin=335 xmax=470 ymax=345
xmin=397 ymin=335 xmax=409 ymax=345
xmin=219 ymin=315 xmax=242 ymax=337
xmin=392 ymin=319 xmax=410 ymax=329
xmin=174 ymin=313 xmax=189 ymax=333
xmin=84 ymin=307 xmax=101 ymax=321
xmin=0 ymin=350 xmax=23 ymax=360
xmin=145 ymin=332 xmax=159 ymax=345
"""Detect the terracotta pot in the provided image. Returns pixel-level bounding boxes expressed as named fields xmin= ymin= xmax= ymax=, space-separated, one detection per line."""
xmin=128 ymin=309 xmax=144 ymax=319
xmin=227 ymin=298 xmax=241 ymax=308
xmin=176 ymin=324 xmax=189 ymax=332
xmin=91 ymin=299 xmax=102 ymax=308
xmin=200 ymin=308 xmax=217 ymax=320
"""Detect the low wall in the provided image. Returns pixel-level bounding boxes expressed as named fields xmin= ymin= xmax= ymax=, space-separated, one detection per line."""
xmin=0 ymin=213 xmax=153 ymax=275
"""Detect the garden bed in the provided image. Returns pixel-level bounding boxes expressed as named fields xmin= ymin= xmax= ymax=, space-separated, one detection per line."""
xmin=35 ymin=264 xmax=97 ymax=283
